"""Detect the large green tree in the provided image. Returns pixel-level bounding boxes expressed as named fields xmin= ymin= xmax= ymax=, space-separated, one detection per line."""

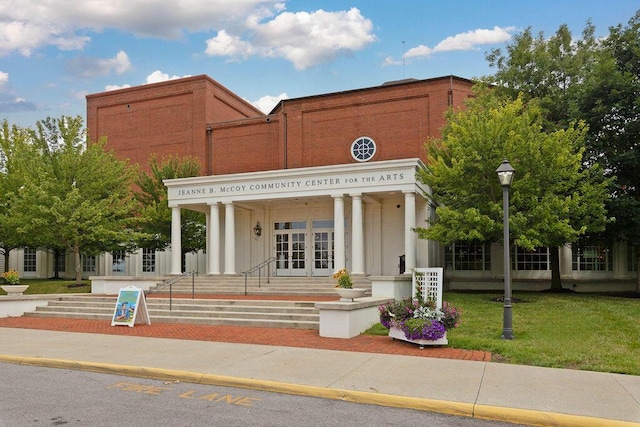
xmin=135 ymin=154 xmax=205 ymax=270
xmin=485 ymin=10 xmax=640 ymax=290
xmin=417 ymin=91 xmax=610 ymax=289
xmin=0 ymin=120 xmax=33 ymax=272
xmin=4 ymin=116 xmax=143 ymax=283
xmin=573 ymin=11 xmax=640 ymax=290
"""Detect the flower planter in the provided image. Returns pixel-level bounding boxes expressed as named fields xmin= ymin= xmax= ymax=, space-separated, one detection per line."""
xmin=335 ymin=288 xmax=367 ymax=301
xmin=389 ymin=326 xmax=448 ymax=347
xmin=1 ymin=285 xmax=29 ymax=296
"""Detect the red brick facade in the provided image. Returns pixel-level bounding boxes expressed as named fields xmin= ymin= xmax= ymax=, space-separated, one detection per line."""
xmin=86 ymin=75 xmax=474 ymax=175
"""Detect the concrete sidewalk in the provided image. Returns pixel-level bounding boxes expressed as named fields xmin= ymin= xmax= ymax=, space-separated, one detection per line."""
xmin=0 ymin=327 xmax=638 ymax=426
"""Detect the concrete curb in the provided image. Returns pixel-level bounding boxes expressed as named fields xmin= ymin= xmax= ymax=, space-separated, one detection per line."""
xmin=1 ymin=355 xmax=636 ymax=427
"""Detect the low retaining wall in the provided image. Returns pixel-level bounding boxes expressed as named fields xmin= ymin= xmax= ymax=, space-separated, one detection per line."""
xmin=315 ymin=297 xmax=392 ymax=339
xmin=369 ymin=275 xmax=412 ymax=299
xmin=90 ymin=276 xmax=162 ymax=294
xmin=0 ymin=295 xmax=67 ymax=318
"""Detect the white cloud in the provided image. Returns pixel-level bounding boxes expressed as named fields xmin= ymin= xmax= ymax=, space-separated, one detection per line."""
xmin=105 ymin=84 xmax=130 ymax=91
xmin=146 ymin=70 xmax=191 ymax=84
xmin=67 ymin=50 xmax=132 ymax=78
xmin=403 ymin=26 xmax=515 ymax=60
xmin=0 ymin=71 xmax=8 ymax=88
xmin=0 ymin=0 xmax=285 ymax=56
xmin=0 ymin=2 xmax=375 ymax=70
xmin=206 ymin=7 xmax=376 ymax=70
xmin=205 ymin=30 xmax=255 ymax=59
xmin=252 ymin=93 xmax=288 ymax=114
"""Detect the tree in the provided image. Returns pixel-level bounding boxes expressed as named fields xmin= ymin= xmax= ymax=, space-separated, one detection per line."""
xmin=486 ymin=10 xmax=640 ymax=291
xmin=417 ymin=91 xmax=610 ymax=290
xmin=485 ymin=22 xmax=598 ymax=131
xmin=135 ymin=154 xmax=205 ymax=271
xmin=5 ymin=116 xmax=143 ymax=284
xmin=0 ymin=120 xmax=33 ymax=272
xmin=573 ymin=11 xmax=640 ymax=291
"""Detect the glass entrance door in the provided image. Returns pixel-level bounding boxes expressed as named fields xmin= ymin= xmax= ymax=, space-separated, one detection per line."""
xmin=275 ymin=221 xmax=307 ymax=276
xmin=312 ymin=230 xmax=333 ymax=276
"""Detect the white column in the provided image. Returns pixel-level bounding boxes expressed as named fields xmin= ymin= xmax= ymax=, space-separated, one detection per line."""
xmin=224 ymin=202 xmax=236 ymax=275
xmin=404 ymin=191 xmax=417 ymax=273
xmin=333 ymin=195 xmax=345 ymax=272
xmin=208 ymin=203 xmax=221 ymax=275
xmin=350 ymin=193 xmax=365 ymax=275
xmin=170 ymin=206 xmax=182 ymax=274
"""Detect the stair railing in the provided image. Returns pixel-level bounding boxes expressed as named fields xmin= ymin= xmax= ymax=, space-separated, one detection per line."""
xmin=242 ymin=257 xmax=276 ymax=295
xmin=146 ymin=271 xmax=196 ymax=311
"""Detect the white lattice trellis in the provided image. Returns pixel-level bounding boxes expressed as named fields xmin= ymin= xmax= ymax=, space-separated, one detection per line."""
xmin=412 ymin=268 xmax=443 ymax=309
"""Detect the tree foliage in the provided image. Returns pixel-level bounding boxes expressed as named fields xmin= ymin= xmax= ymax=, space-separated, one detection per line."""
xmin=1 ymin=116 xmax=142 ymax=283
xmin=135 ymin=154 xmax=205 ymax=258
xmin=417 ymin=91 xmax=610 ymax=285
xmin=0 ymin=120 xmax=33 ymax=271
xmin=484 ymin=10 xmax=640 ymax=290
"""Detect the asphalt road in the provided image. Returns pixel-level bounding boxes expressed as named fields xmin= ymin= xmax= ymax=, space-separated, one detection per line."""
xmin=0 ymin=363 xmax=525 ymax=426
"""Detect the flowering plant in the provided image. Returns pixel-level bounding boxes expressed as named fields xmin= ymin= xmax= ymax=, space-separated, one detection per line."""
xmin=332 ymin=268 xmax=353 ymax=289
xmin=2 ymin=269 xmax=20 ymax=285
xmin=378 ymin=288 xmax=461 ymax=341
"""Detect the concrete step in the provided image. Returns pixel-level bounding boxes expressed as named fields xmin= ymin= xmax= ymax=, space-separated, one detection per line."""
xmin=24 ymin=295 xmax=322 ymax=330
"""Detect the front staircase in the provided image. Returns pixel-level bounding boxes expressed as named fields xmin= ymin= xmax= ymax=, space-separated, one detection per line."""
xmin=22 ymin=275 xmax=372 ymax=330
xmin=146 ymin=275 xmax=371 ymax=297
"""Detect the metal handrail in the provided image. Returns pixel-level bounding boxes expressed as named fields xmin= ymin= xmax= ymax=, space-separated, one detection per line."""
xmin=145 ymin=271 xmax=196 ymax=311
xmin=242 ymin=257 xmax=276 ymax=295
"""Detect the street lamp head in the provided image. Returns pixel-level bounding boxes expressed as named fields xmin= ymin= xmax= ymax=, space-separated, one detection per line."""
xmin=495 ymin=159 xmax=515 ymax=187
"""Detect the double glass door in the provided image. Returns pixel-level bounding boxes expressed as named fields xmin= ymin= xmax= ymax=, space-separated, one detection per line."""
xmin=274 ymin=220 xmax=336 ymax=277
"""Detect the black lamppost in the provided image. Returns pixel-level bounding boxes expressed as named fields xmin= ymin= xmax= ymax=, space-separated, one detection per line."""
xmin=496 ymin=159 xmax=515 ymax=340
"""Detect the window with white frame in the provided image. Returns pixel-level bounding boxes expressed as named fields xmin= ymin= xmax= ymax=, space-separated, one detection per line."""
xmin=513 ymin=247 xmax=550 ymax=271
xmin=572 ymin=241 xmax=612 ymax=271
xmin=82 ymin=255 xmax=96 ymax=273
xmin=112 ymin=250 xmax=126 ymax=273
xmin=55 ymin=252 xmax=66 ymax=273
xmin=350 ymin=136 xmax=376 ymax=162
xmin=445 ymin=241 xmax=491 ymax=271
xmin=627 ymin=242 xmax=637 ymax=272
xmin=142 ymin=248 xmax=156 ymax=273
xmin=23 ymin=248 xmax=36 ymax=272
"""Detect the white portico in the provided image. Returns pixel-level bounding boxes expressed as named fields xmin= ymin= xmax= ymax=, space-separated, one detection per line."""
xmin=164 ymin=158 xmax=431 ymax=277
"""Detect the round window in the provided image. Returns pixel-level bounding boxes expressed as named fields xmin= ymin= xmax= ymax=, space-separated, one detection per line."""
xmin=351 ymin=137 xmax=376 ymax=162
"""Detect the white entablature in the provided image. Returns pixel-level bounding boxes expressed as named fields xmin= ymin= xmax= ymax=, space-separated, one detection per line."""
xmin=164 ymin=158 xmax=428 ymax=205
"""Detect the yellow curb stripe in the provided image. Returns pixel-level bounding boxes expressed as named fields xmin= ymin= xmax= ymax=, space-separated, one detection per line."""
xmin=1 ymin=355 xmax=636 ymax=427
xmin=198 ymin=373 xmax=474 ymax=417
xmin=474 ymin=404 xmax=640 ymax=427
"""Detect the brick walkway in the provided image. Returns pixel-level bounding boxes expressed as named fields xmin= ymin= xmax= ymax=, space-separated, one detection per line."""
xmin=0 ymin=295 xmax=492 ymax=362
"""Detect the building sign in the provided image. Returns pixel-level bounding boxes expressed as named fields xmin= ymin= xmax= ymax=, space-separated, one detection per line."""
xmin=166 ymin=159 xmax=426 ymax=203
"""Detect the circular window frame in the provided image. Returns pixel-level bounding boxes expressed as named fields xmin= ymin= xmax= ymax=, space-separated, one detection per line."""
xmin=350 ymin=136 xmax=377 ymax=162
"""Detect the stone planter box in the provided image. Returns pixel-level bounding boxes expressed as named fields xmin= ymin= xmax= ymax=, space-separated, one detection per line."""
xmin=389 ymin=326 xmax=448 ymax=348
xmin=1 ymin=285 xmax=29 ymax=296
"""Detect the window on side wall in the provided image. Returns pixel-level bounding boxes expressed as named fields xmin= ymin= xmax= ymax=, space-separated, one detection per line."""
xmin=445 ymin=241 xmax=491 ymax=271
xmin=82 ymin=255 xmax=96 ymax=273
xmin=23 ymin=248 xmax=36 ymax=272
xmin=143 ymin=248 xmax=156 ymax=273
xmin=513 ymin=247 xmax=550 ymax=271
xmin=572 ymin=240 xmax=612 ymax=271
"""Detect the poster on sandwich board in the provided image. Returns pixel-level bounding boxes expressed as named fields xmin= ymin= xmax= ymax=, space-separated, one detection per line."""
xmin=111 ymin=286 xmax=151 ymax=327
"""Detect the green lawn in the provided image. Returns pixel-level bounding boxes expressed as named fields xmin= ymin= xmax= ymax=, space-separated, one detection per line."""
xmin=0 ymin=279 xmax=91 ymax=295
xmin=366 ymin=291 xmax=640 ymax=376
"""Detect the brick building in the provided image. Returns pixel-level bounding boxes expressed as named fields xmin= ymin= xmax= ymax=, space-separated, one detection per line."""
xmin=6 ymin=74 xmax=634 ymax=292
xmin=82 ymin=74 xmax=474 ymax=280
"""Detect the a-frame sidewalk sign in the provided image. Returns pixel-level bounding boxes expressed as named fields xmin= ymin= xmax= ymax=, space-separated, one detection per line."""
xmin=111 ymin=286 xmax=151 ymax=327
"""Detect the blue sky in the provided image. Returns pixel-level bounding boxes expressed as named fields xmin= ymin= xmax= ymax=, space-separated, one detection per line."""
xmin=1 ymin=1 xmax=638 ymax=129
